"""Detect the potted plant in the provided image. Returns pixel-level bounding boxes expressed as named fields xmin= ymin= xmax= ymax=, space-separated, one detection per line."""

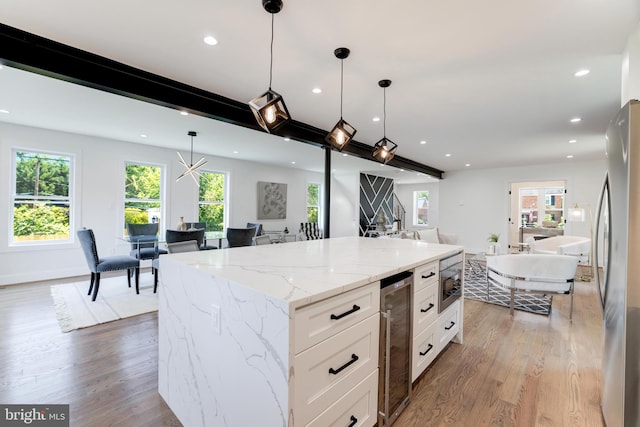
xmin=487 ymin=233 xmax=500 ymax=254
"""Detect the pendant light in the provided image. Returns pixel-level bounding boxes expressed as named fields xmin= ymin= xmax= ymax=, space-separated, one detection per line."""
xmin=325 ymin=47 xmax=357 ymax=151
xmin=176 ymin=131 xmax=207 ymax=186
xmin=248 ymin=0 xmax=290 ymax=133
xmin=372 ymin=79 xmax=398 ymax=164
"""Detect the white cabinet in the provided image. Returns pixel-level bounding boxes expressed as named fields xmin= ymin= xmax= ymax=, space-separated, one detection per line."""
xmin=293 ymin=282 xmax=380 ymax=427
xmin=411 ymin=260 xmax=463 ymax=382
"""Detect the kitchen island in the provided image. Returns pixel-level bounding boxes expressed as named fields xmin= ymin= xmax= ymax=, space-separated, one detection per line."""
xmin=158 ymin=236 xmax=463 ymax=427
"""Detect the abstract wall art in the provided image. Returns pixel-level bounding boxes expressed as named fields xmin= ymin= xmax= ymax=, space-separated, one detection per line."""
xmin=257 ymin=181 xmax=287 ymax=219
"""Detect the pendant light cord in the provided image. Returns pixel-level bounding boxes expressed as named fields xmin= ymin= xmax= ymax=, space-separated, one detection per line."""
xmin=269 ymin=13 xmax=274 ymax=89
xmin=340 ymin=59 xmax=344 ymax=119
xmin=383 ymin=86 xmax=387 ymax=138
xmin=190 ymin=134 xmax=194 ymax=165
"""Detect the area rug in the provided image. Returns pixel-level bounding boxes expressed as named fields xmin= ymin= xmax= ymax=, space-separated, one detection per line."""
xmin=464 ymin=263 xmax=553 ymax=316
xmin=50 ymin=275 xmax=158 ymax=332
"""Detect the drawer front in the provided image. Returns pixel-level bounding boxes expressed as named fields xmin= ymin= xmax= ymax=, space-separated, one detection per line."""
xmin=305 ymin=370 xmax=378 ymax=427
xmin=437 ymin=299 xmax=460 ymax=353
xmin=412 ymin=322 xmax=437 ymax=382
xmin=413 ymin=283 xmax=438 ymax=336
xmin=294 ymin=282 xmax=380 ymax=353
xmin=414 ymin=261 xmax=439 ymax=293
xmin=294 ymin=314 xmax=379 ymax=426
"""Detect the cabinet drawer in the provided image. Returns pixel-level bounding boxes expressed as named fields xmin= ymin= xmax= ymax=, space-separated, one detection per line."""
xmin=294 ymin=282 xmax=379 ymax=353
xmin=414 ymin=261 xmax=438 ymax=292
xmin=294 ymin=314 xmax=379 ymax=426
xmin=412 ymin=322 xmax=437 ymax=382
xmin=305 ymin=369 xmax=378 ymax=427
xmin=436 ymin=299 xmax=460 ymax=353
xmin=413 ymin=283 xmax=438 ymax=337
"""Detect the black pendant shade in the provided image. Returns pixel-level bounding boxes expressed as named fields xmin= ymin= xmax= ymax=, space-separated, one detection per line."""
xmin=372 ymin=79 xmax=397 ymax=163
xmin=325 ymin=47 xmax=356 ymax=151
xmin=249 ymin=0 xmax=290 ymax=133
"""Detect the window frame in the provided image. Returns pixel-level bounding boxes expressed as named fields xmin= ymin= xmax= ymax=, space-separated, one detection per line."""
xmin=306 ymin=181 xmax=321 ymax=223
xmin=10 ymin=147 xmax=75 ymax=247
xmin=413 ymin=190 xmax=430 ymax=226
xmin=198 ymin=169 xmax=229 ymax=232
xmin=123 ymin=160 xmax=165 ymax=237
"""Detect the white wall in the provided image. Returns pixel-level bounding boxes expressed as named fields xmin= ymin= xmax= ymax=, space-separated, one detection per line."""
xmin=437 ymin=159 xmax=605 ymax=253
xmin=0 ymin=122 xmax=322 ymax=285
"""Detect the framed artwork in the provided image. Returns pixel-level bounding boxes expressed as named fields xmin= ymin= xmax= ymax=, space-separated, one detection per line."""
xmin=257 ymin=181 xmax=287 ymax=219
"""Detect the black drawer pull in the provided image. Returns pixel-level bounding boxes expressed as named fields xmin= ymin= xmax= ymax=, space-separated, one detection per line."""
xmin=329 ymin=353 xmax=359 ymax=375
xmin=445 ymin=321 xmax=456 ymax=330
xmin=330 ymin=304 xmax=360 ymax=320
xmin=347 ymin=415 xmax=358 ymax=427
xmin=419 ymin=344 xmax=433 ymax=356
xmin=421 ymin=272 xmax=436 ymax=279
xmin=420 ymin=303 xmax=435 ymax=313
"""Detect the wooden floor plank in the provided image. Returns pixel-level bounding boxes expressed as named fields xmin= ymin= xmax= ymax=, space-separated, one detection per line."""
xmin=0 ymin=276 xmax=604 ymax=426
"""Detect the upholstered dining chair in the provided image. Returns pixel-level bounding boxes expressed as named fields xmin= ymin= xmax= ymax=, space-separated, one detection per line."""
xmin=126 ymin=223 xmax=168 ymax=260
xmin=246 ymin=222 xmax=263 ymax=236
xmin=166 ymin=229 xmax=205 ymax=249
xmin=77 ymin=228 xmax=140 ymax=301
xmin=184 ymin=222 xmax=217 ymax=250
xmin=226 ymin=227 xmax=256 ymax=248
xmin=253 ymin=234 xmax=272 ymax=245
xmin=486 ymin=254 xmax=579 ymax=320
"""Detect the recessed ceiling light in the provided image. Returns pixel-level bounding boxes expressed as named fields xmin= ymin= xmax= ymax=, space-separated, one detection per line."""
xmin=570 ymin=117 xmax=581 ymax=123
xmin=574 ymin=69 xmax=590 ymax=77
xmin=180 ymin=111 xmax=189 ymax=116
xmin=291 ymin=161 xmax=296 ymax=165
xmin=569 ymin=139 xmax=577 ymax=143
xmin=445 ymin=153 xmax=451 ymax=157
xmin=465 ymin=163 xmax=471 ymax=167
xmin=312 ymin=88 xmax=322 ymax=94
xmin=567 ymin=155 xmax=574 ymax=159
xmin=140 ymin=134 xmax=148 ymax=138
xmin=400 ymin=169 xmax=405 ymax=172
xmin=420 ymin=140 xmax=427 ymax=145
xmin=203 ymin=36 xmax=218 ymax=46
xmin=342 ymin=153 xmax=348 ymax=157
xmin=372 ymin=117 xmax=381 ymax=122
xmin=233 ymin=150 xmax=239 ymax=154
xmin=283 ymin=137 xmax=290 ymax=141
xmin=0 ymin=109 xmax=9 ymax=114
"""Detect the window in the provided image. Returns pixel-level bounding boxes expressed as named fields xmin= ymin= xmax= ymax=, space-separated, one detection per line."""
xmin=124 ymin=162 xmax=163 ymax=233
xmin=199 ymin=171 xmax=227 ymax=231
xmin=12 ymin=150 xmax=73 ymax=244
xmin=413 ymin=191 xmax=429 ymax=225
xmin=307 ymin=183 xmax=320 ymax=223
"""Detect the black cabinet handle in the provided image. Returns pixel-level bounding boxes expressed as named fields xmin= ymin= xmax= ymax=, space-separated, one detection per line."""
xmin=329 ymin=354 xmax=359 ymax=375
xmin=445 ymin=321 xmax=456 ymax=330
xmin=330 ymin=304 xmax=360 ymax=320
xmin=421 ymin=272 xmax=436 ymax=279
xmin=419 ymin=344 xmax=433 ymax=356
xmin=347 ymin=415 xmax=358 ymax=427
xmin=420 ymin=303 xmax=435 ymax=313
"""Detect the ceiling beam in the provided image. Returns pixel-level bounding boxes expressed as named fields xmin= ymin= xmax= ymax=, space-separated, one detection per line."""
xmin=0 ymin=23 xmax=443 ymax=179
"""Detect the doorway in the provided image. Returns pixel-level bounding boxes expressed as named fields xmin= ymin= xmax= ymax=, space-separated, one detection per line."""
xmin=509 ymin=180 xmax=566 ymax=252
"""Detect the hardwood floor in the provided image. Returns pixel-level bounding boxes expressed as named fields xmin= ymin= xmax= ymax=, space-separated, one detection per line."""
xmin=0 ymin=276 xmax=603 ymax=426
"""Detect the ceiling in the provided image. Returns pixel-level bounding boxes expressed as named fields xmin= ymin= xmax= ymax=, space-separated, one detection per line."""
xmin=0 ymin=1 xmax=639 ymax=183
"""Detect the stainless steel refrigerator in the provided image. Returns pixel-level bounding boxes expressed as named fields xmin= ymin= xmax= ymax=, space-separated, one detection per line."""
xmin=595 ymin=99 xmax=640 ymax=427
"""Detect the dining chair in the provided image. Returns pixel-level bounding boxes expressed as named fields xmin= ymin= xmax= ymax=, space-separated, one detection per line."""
xmin=126 ymin=223 xmax=168 ymax=260
xmin=226 ymin=227 xmax=256 ymax=248
xmin=184 ymin=222 xmax=217 ymax=250
xmin=247 ymin=222 xmax=263 ymax=236
xmin=77 ymin=228 xmax=141 ymax=301
xmin=166 ymin=229 xmax=205 ymax=249
xmin=167 ymin=240 xmax=201 ymax=253
xmin=253 ymin=234 xmax=272 ymax=245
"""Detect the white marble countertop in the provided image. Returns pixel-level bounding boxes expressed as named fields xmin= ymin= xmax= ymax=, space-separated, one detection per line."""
xmin=162 ymin=236 xmax=462 ymax=309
